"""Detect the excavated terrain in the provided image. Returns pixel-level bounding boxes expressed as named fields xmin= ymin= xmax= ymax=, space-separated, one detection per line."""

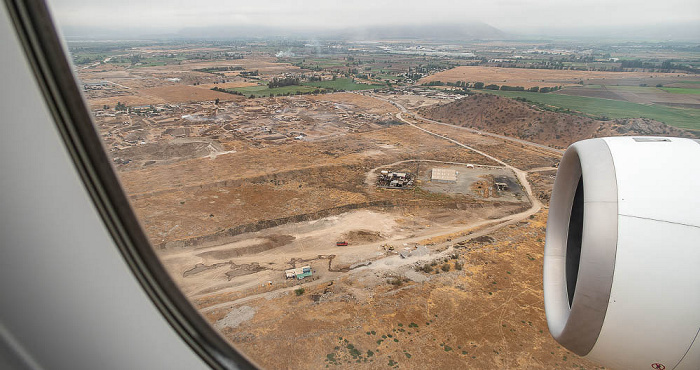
xmin=209 ymin=211 xmax=599 ymax=369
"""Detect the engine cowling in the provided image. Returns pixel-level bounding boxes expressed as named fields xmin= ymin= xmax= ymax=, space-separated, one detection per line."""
xmin=544 ymin=137 xmax=700 ymax=370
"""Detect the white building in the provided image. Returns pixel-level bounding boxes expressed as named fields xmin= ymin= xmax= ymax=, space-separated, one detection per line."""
xmin=431 ymin=168 xmax=457 ymax=183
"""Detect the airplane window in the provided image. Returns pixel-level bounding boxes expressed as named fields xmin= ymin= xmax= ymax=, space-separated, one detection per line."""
xmin=44 ymin=0 xmax=699 ymax=367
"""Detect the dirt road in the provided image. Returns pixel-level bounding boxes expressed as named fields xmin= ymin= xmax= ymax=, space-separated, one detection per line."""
xmin=200 ymin=95 xmax=547 ymax=312
xmin=364 ymin=92 xmax=564 ymax=154
xmin=182 ymin=93 xmax=559 ymax=318
xmin=369 ymin=94 xmax=545 ymax=231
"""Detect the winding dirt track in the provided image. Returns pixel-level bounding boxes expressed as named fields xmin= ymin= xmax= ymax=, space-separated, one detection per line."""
xmin=368 ymin=93 xmax=548 ymax=240
xmin=363 ymin=91 xmax=564 ymax=155
xmin=367 ymin=92 xmax=546 ymax=211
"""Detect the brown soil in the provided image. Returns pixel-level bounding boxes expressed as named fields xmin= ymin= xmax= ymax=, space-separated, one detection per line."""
xmin=419 ymin=94 xmax=693 ymax=148
xmin=198 ymin=81 xmax=259 ymax=89
xmin=419 ymin=66 xmax=690 ymax=88
xmin=342 ymin=230 xmax=384 ymax=243
xmin=557 ymin=86 xmax=700 ymax=106
xmin=88 ymin=85 xmax=244 ymax=107
xmin=470 ymin=175 xmax=497 ymax=198
xmin=120 ymin=121 xmax=515 ymax=247
xmin=308 ymin=93 xmax=397 ymax=115
xmin=141 ymin=85 xmax=244 ymax=103
xmin=215 ymin=210 xmax=598 ymax=369
xmin=410 ymin=121 xmax=562 ymax=170
xmin=527 ymin=171 xmax=558 ymax=205
xmin=196 ymin=235 xmax=296 ymax=259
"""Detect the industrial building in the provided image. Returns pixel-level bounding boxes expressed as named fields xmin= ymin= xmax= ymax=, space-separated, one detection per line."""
xmin=495 ymin=182 xmax=509 ymax=191
xmin=377 ymin=171 xmax=414 ymax=189
xmin=431 ymin=168 xmax=457 ymax=183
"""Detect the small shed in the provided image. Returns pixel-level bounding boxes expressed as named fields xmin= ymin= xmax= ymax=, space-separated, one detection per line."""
xmin=285 ymin=265 xmax=312 ymax=280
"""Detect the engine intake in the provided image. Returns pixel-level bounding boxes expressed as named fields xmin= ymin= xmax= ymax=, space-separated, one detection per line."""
xmin=544 ymin=137 xmax=700 ymax=370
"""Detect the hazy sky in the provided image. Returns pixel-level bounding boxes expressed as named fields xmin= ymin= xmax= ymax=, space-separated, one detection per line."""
xmin=48 ymin=0 xmax=700 ymax=33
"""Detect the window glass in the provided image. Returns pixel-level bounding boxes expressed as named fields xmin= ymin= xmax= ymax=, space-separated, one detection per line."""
xmin=47 ymin=0 xmax=699 ymax=367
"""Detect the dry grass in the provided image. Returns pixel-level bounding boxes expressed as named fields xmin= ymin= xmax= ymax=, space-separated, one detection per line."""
xmin=308 ymin=92 xmax=398 ymax=115
xmin=88 ymin=85 xmax=244 ymax=107
xmin=223 ymin=210 xmax=598 ymax=369
xmin=198 ymin=81 xmax=259 ymax=89
xmin=419 ymin=66 xmax=690 ymax=88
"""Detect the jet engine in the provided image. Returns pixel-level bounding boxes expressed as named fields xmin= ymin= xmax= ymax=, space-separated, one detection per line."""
xmin=544 ymin=137 xmax=700 ymax=370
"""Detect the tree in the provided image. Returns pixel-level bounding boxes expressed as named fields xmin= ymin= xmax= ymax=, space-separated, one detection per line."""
xmin=215 ymin=98 xmax=220 ymax=105
xmin=473 ymin=82 xmax=484 ymax=89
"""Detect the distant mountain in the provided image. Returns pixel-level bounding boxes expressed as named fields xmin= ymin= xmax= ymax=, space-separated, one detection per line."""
xmin=515 ymin=21 xmax=700 ymax=42
xmin=602 ymin=21 xmax=700 ymax=41
xmin=173 ymin=22 xmax=507 ymax=41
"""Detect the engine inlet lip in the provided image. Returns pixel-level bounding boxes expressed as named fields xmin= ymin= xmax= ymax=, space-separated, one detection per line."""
xmin=544 ymin=138 xmax=619 ymax=356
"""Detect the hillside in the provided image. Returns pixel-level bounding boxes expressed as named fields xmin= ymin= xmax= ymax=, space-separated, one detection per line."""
xmin=419 ymin=94 xmax=693 ymax=148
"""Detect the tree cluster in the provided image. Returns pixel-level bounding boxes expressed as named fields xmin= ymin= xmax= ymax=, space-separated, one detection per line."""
xmin=194 ymin=66 xmax=244 ymax=73
xmin=211 ymin=87 xmax=244 ymax=96
xmin=239 ymin=70 xmax=259 ymax=77
xmin=268 ymin=77 xmax=299 ymax=88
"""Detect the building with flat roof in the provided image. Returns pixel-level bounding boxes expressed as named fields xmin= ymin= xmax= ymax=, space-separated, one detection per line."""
xmin=431 ymin=168 xmax=457 ymax=183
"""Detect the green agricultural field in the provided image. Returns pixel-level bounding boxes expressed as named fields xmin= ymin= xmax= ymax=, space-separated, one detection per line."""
xmin=659 ymin=87 xmax=700 ymax=95
xmin=228 ymin=85 xmax=320 ymax=97
xmin=303 ymin=78 xmax=385 ymax=91
xmin=479 ymin=90 xmax=700 ymax=131
xmin=606 ymin=85 xmax=662 ymax=93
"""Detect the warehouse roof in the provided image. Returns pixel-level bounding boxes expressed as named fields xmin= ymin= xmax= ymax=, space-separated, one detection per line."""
xmin=431 ymin=168 xmax=457 ymax=182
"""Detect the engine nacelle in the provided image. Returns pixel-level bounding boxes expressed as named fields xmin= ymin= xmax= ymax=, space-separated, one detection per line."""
xmin=544 ymin=137 xmax=700 ymax=370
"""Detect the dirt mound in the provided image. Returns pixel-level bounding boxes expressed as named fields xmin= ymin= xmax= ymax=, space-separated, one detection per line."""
xmin=342 ymin=229 xmax=385 ymax=243
xmin=225 ymin=263 xmax=268 ymax=280
xmin=419 ymin=94 xmax=693 ymax=148
xmin=183 ymin=262 xmax=267 ymax=280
